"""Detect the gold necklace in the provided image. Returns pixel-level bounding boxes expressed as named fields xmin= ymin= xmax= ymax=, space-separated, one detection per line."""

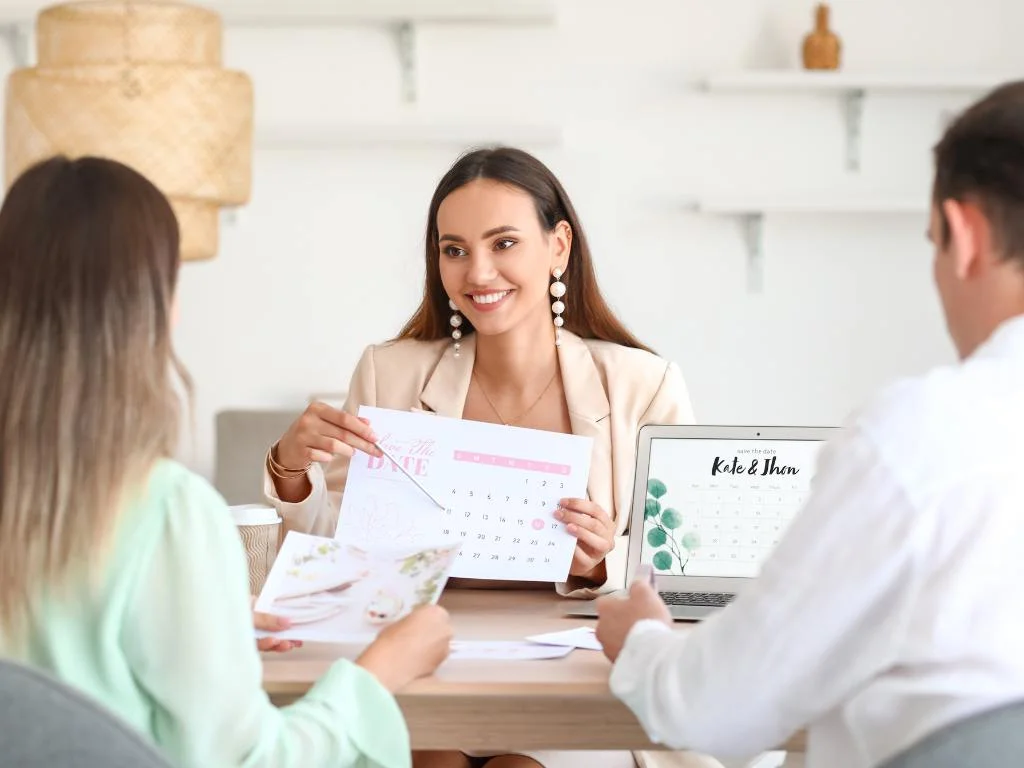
xmin=472 ymin=368 xmax=559 ymax=426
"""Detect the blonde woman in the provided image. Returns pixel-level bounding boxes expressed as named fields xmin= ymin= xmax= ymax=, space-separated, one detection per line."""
xmin=0 ymin=155 xmax=452 ymax=768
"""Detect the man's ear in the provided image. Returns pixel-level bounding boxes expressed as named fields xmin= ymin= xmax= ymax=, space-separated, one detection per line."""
xmin=942 ymin=198 xmax=992 ymax=280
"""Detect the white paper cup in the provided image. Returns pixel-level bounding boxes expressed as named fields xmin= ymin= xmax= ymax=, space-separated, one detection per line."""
xmin=230 ymin=504 xmax=282 ymax=595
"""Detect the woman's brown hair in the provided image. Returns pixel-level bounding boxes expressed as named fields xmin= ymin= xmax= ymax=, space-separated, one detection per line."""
xmin=0 ymin=155 xmax=189 ymax=644
xmin=396 ymin=146 xmax=653 ymax=353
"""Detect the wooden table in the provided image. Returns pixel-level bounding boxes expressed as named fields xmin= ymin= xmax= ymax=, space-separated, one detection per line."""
xmin=263 ymin=590 xmax=805 ymax=753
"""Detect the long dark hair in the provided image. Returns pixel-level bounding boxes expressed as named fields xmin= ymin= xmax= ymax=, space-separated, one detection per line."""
xmin=396 ymin=146 xmax=653 ymax=353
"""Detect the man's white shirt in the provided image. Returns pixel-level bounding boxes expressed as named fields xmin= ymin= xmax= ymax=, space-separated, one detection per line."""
xmin=611 ymin=314 xmax=1024 ymax=768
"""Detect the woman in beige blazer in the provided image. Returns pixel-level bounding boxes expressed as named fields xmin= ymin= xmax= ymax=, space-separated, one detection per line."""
xmin=263 ymin=148 xmax=727 ymax=768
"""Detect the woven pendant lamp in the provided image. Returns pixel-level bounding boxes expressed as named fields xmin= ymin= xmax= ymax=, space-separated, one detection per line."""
xmin=4 ymin=1 xmax=253 ymax=261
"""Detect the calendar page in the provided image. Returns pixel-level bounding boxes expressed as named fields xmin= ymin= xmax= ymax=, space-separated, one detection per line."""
xmin=639 ymin=437 xmax=825 ymax=578
xmin=335 ymin=406 xmax=593 ymax=582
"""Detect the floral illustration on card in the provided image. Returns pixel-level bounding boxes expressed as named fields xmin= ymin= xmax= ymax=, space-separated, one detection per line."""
xmin=254 ymin=532 xmax=461 ymax=642
xmin=644 ymin=477 xmax=701 ymax=575
xmin=285 ymin=539 xmax=344 ymax=577
xmin=399 ymin=546 xmax=459 ymax=606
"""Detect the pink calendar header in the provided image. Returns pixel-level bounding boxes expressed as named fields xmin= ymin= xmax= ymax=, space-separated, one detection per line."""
xmin=453 ymin=450 xmax=571 ymax=475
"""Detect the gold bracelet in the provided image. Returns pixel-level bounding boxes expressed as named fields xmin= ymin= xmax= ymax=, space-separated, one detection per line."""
xmin=267 ymin=457 xmax=309 ymax=480
xmin=267 ymin=442 xmax=311 ymax=479
xmin=269 ymin=443 xmax=310 ymax=474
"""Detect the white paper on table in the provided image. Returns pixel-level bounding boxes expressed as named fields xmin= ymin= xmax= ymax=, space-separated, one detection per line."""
xmin=335 ymin=406 xmax=593 ymax=582
xmin=447 ymin=641 xmax=575 ymax=661
xmin=254 ymin=531 xmax=461 ymax=643
xmin=525 ymin=626 xmax=603 ymax=651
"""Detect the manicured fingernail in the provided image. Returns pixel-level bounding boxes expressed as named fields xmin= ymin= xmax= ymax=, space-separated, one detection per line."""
xmin=553 ymin=510 xmax=563 ymax=520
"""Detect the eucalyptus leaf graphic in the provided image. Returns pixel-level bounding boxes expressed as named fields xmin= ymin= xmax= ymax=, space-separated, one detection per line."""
xmin=646 ymin=480 xmax=686 ymax=575
xmin=646 ymin=528 xmax=667 ymax=547
xmin=652 ymin=550 xmax=673 ymax=571
xmin=682 ymin=531 xmax=701 ymax=551
xmin=661 ymin=508 xmax=683 ymax=530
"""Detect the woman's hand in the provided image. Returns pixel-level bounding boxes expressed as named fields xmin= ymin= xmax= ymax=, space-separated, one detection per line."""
xmin=275 ymin=403 xmax=382 ymax=470
xmin=555 ymin=498 xmax=615 ymax=579
xmin=252 ymin=598 xmax=302 ymax=653
xmin=355 ymin=605 xmax=453 ymax=692
xmin=270 ymin=404 xmax=384 ymax=502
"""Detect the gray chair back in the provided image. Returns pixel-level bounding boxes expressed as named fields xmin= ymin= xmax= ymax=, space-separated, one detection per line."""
xmin=214 ymin=408 xmax=302 ymax=504
xmin=0 ymin=659 xmax=171 ymax=767
xmin=878 ymin=699 xmax=1024 ymax=768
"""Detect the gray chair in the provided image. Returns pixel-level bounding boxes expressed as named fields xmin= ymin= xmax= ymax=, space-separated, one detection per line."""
xmin=214 ymin=408 xmax=302 ymax=504
xmin=878 ymin=699 xmax=1024 ymax=767
xmin=0 ymin=659 xmax=171 ymax=767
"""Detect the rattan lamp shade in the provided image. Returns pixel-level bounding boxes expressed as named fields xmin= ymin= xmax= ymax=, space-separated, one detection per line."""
xmin=4 ymin=1 xmax=253 ymax=261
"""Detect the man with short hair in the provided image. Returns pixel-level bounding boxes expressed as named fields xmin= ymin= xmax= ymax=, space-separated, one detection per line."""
xmin=597 ymin=81 xmax=1024 ymax=768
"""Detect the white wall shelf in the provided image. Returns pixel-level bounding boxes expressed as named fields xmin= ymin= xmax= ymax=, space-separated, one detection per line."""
xmin=698 ymin=70 xmax=1004 ymax=172
xmin=254 ymin=120 xmax=562 ymax=149
xmin=222 ymin=1 xmax=557 ymax=102
xmin=0 ymin=1 xmax=556 ymax=100
xmin=686 ymin=196 xmax=928 ymax=292
xmin=0 ymin=0 xmax=557 ymax=25
xmin=699 ymin=71 xmax=1006 ymax=93
xmin=215 ymin=0 xmax=557 ymax=25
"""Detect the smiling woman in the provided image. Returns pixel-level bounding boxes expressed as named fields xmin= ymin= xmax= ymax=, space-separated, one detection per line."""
xmin=400 ymin=148 xmax=653 ymax=355
xmin=262 ymin=146 xmax=713 ymax=768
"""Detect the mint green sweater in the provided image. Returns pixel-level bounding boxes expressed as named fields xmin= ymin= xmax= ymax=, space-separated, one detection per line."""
xmin=1 ymin=460 xmax=410 ymax=768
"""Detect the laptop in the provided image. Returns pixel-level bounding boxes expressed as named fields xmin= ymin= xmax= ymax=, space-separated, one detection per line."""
xmin=565 ymin=424 xmax=838 ymax=621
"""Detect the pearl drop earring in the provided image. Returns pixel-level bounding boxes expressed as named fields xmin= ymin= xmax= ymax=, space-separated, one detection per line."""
xmin=449 ymin=298 xmax=463 ymax=357
xmin=550 ymin=268 xmax=566 ymax=347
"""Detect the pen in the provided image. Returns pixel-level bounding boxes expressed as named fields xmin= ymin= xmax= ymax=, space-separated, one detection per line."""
xmin=374 ymin=441 xmax=446 ymax=511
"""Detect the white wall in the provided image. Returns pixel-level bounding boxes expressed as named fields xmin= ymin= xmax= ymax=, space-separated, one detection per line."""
xmin=14 ymin=0 xmax=1022 ymax=477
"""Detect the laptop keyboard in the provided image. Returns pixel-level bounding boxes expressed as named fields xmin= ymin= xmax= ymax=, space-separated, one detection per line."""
xmin=660 ymin=591 xmax=735 ymax=608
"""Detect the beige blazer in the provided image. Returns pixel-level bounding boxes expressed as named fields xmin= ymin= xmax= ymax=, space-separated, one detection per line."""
xmin=263 ymin=332 xmax=740 ymax=768
xmin=264 ymin=330 xmax=695 ymax=598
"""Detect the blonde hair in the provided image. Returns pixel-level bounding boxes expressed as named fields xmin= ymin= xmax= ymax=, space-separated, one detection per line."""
xmin=0 ymin=156 xmax=189 ymax=644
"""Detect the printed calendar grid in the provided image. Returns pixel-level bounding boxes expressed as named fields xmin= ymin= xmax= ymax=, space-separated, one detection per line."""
xmin=439 ymin=469 xmax=575 ymax=580
xmin=336 ymin=406 xmax=593 ymax=583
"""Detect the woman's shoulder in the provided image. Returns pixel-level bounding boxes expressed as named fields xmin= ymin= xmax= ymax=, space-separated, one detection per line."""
xmin=112 ymin=460 xmax=231 ymax=575
xmin=343 ymin=336 xmax=451 ymax=409
xmin=575 ymin=336 xmax=692 ymax=421
xmin=129 ymin=459 xmax=227 ymax=526
xmin=355 ymin=336 xmax=450 ymax=376
xmin=578 ymin=336 xmax=677 ymax=381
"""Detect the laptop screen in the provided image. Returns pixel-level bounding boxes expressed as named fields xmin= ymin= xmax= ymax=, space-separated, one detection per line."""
xmin=638 ymin=436 xmax=826 ymax=578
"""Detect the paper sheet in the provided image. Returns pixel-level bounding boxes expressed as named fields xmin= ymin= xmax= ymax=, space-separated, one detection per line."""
xmin=525 ymin=626 xmax=603 ymax=651
xmin=448 ymin=641 xmax=575 ymax=661
xmin=335 ymin=406 xmax=593 ymax=582
xmin=253 ymin=531 xmax=460 ymax=642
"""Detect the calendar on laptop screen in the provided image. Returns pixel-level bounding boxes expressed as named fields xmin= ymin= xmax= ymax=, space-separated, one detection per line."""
xmin=639 ymin=437 xmax=825 ymax=578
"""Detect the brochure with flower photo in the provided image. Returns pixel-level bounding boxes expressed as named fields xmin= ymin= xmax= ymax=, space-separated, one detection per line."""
xmin=254 ymin=531 xmax=461 ymax=643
